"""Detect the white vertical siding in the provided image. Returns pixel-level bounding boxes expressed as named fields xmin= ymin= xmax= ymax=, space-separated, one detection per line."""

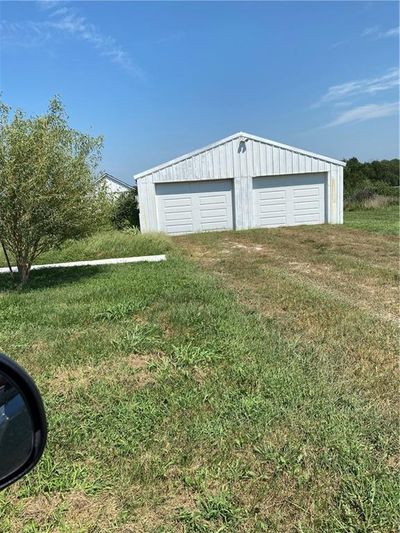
xmin=338 ymin=166 xmax=344 ymax=224
xmin=137 ymin=178 xmax=147 ymax=231
xmin=330 ymin=164 xmax=338 ymax=224
xmin=138 ymin=176 xmax=157 ymax=233
xmin=139 ymin=137 xmax=341 ymax=183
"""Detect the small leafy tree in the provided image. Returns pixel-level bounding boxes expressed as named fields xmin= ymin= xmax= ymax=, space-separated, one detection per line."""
xmin=0 ymin=97 xmax=107 ymax=283
xmin=111 ymin=187 xmax=140 ymax=230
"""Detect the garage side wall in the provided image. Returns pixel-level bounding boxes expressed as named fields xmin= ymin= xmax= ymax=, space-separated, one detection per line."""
xmin=137 ymin=176 xmax=157 ymax=232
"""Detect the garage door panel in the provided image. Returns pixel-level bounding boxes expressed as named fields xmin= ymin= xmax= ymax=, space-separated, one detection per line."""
xmin=259 ymin=198 xmax=287 ymax=207
xmin=200 ymin=208 xmax=228 ymax=218
xmin=163 ymin=204 xmax=194 ymax=214
xmin=259 ymin=199 xmax=286 ymax=208
xmin=164 ymin=210 xmax=193 ymax=222
xmin=163 ymin=197 xmax=192 ymax=208
xmin=294 ymin=214 xmax=321 ymax=223
xmin=259 ymin=204 xmax=286 ymax=215
xmin=253 ymin=173 xmax=325 ymax=228
xmin=156 ymin=180 xmax=233 ymax=235
xmin=259 ymin=190 xmax=286 ymax=199
xmin=201 ymin=215 xmax=226 ymax=220
xmin=293 ymin=187 xmax=319 ymax=198
xmin=294 ymin=200 xmax=320 ymax=209
xmin=167 ymin=223 xmax=194 ymax=235
xmin=201 ymin=217 xmax=229 ymax=227
xmin=199 ymin=195 xmax=226 ymax=205
xmin=162 ymin=217 xmax=194 ymax=233
xmin=201 ymin=217 xmax=229 ymax=224
xmin=294 ymin=211 xmax=320 ymax=219
xmin=201 ymin=220 xmax=230 ymax=231
xmin=294 ymin=214 xmax=321 ymax=224
xmin=259 ymin=215 xmax=287 ymax=226
xmin=259 ymin=213 xmax=287 ymax=222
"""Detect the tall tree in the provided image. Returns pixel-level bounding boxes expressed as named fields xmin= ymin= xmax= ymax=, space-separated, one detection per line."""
xmin=0 ymin=97 xmax=107 ymax=283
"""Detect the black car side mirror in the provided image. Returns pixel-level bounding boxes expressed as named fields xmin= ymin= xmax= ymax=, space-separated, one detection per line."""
xmin=0 ymin=353 xmax=47 ymax=490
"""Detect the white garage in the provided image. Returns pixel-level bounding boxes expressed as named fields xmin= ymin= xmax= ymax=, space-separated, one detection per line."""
xmin=136 ymin=132 xmax=344 ymax=235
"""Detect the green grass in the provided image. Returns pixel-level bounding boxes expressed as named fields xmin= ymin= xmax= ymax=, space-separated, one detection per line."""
xmin=0 ymin=230 xmax=172 ymax=268
xmin=0 ymin=228 xmax=398 ymax=531
xmin=344 ymin=204 xmax=399 ymax=235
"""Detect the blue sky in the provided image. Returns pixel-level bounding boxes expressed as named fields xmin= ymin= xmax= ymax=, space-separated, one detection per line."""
xmin=0 ymin=1 xmax=399 ymax=183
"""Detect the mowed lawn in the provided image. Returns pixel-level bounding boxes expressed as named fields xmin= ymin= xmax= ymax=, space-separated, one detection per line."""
xmin=0 ymin=217 xmax=398 ymax=531
xmin=344 ymin=203 xmax=399 ymax=235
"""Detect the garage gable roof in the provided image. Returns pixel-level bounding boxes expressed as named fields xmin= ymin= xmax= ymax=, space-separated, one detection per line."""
xmin=134 ymin=131 xmax=345 ymax=180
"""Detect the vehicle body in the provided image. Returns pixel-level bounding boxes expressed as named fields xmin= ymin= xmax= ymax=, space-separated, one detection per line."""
xmin=0 ymin=353 xmax=47 ymax=489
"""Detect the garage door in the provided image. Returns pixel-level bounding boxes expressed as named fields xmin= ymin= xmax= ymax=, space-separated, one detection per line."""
xmin=156 ymin=180 xmax=234 ymax=235
xmin=253 ymin=173 xmax=326 ymax=228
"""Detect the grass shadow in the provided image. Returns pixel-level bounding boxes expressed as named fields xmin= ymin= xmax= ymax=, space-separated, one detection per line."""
xmin=0 ymin=265 xmax=108 ymax=292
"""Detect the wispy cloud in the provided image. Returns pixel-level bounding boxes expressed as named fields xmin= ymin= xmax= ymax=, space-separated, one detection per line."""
xmin=313 ymin=66 xmax=399 ymax=128
xmin=331 ymin=23 xmax=398 ymax=50
xmin=361 ymin=25 xmax=379 ymax=37
xmin=49 ymin=7 xmax=141 ymax=75
xmin=379 ymin=26 xmax=400 ymax=38
xmin=0 ymin=19 xmax=53 ymax=47
xmin=313 ymin=68 xmax=399 ymax=107
xmin=36 ymin=0 xmax=64 ymax=9
xmin=361 ymin=25 xmax=400 ymax=39
xmin=333 ymin=101 xmax=353 ymax=108
xmin=324 ymin=102 xmax=399 ymax=127
xmin=1 ymin=2 xmax=143 ymax=77
xmin=329 ymin=40 xmax=347 ymax=50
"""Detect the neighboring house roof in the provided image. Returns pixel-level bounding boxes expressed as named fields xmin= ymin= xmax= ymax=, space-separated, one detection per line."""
xmin=134 ymin=131 xmax=345 ymax=180
xmin=97 ymin=173 xmax=133 ymax=189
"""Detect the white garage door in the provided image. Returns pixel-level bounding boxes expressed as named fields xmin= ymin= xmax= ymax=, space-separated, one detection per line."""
xmin=253 ymin=173 xmax=326 ymax=228
xmin=156 ymin=179 xmax=234 ymax=235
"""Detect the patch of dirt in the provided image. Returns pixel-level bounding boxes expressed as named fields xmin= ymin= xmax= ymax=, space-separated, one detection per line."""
xmin=387 ymin=453 xmax=400 ymax=470
xmin=51 ymin=353 xmax=155 ymax=396
xmin=64 ymin=492 xmax=120 ymax=531
xmin=21 ymin=493 xmax=64 ymax=527
xmin=13 ymin=491 xmax=121 ymax=532
xmin=51 ymin=366 xmax=92 ymax=394
xmin=157 ymin=312 xmax=176 ymax=337
xmin=231 ymin=242 xmax=265 ymax=252
xmin=113 ymin=484 xmax=197 ymax=532
xmin=30 ymin=340 xmax=50 ymax=354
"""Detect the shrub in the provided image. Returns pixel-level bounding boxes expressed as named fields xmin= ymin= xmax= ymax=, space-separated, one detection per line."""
xmin=111 ymin=188 xmax=140 ymax=230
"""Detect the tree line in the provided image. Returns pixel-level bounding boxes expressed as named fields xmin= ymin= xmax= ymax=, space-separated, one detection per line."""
xmin=344 ymin=157 xmax=399 ymax=200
